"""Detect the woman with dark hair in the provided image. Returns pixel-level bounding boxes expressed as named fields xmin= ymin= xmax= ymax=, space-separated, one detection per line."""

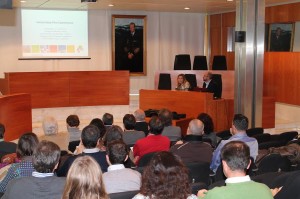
xmin=0 ymin=132 xmax=39 ymax=192
xmin=197 ymin=113 xmax=220 ymax=147
xmin=62 ymin=156 xmax=108 ymax=199
xmin=133 ymin=151 xmax=197 ymax=199
xmin=103 ymin=125 xmax=123 ymax=147
xmin=175 ymin=74 xmax=190 ymax=91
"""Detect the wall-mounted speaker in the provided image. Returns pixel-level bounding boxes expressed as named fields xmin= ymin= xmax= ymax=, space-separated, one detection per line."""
xmin=235 ymin=31 xmax=246 ymax=42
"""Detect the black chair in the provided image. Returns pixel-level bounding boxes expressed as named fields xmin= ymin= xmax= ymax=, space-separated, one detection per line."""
xmin=253 ymin=133 xmax=271 ymax=144
xmin=191 ymin=182 xmax=208 ymax=195
xmin=246 ymin=127 xmax=264 ymax=137
xmin=193 ymin=55 xmax=208 ymax=70
xmin=184 ymin=74 xmax=197 ymax=90
xmin=158 ymin=73 xmax=171 ymax=90
xmin=186 ymin=161 xmax=210 ymax=185
xmin=211 ymin=74 xmax=222 ymax=98
xmin=278 ymin=131 xmax=298 ymax=146
xmin=68 ymin=140 xmax=80 ymax=152
xmin=174 ymin=54 xmax=191 ymax=70
xmin=217 ymin=130 xmax=231 ymax=140
xmin=109 ymin=190 xmax=139 ymax=199
xmin=256 ymin=153 xmax=292 ymax=175
xmin=212 ymin=55 xmax=227 ymax=70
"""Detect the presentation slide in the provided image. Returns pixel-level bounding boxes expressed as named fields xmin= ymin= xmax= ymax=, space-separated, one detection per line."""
xmin=21 ymin=9 xmax=88 ymax=58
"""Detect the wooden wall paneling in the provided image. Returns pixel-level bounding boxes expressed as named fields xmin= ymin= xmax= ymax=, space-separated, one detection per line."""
xmin=262 ymin=97 xmax=275 ymax=128
xmin=0 ymin=93 xmax=32 ymax=141
xmin=7 ymin=72 xmax=70 ymax=108
xmin=210 ymin=14 xmax=222 ymax=69
xmin=0 ymin=77 xmax=8 ymax=95
xmin=69 ymin=71 xmax=129 ymax=106
xmin=265 ymin=4 xmax=290 ymax=23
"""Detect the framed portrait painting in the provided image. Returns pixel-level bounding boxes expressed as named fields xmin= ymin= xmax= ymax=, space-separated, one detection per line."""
xmin=112 ymin=15 xmax=147 ymax=76
xmin=268 ymin=23 xmax=294 ymax=52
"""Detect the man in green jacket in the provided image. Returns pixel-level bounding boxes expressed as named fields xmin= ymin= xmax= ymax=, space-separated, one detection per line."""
xmin=198 ymin=141 xmax=274 ymax=199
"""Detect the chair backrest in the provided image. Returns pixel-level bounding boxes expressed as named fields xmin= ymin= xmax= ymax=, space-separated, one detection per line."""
xmin=109 ymin=190 xmax=140 ymax=199
xmin=211 ymin=74 xmax=222 ymax=98
xmin=186 ymin=161 xmax=210 ymax=185
xmin=158 ymin=73 xmax=171 ymax=90
xmin=278 ymin=131 xmax=298 ymax=145
xmin=193 ymin=55 xmax=208 ymax=70
xmin=137 ymin=152 xmax=157 ymax=167
xmin=174 ymin=54 xmax=191 ymax=70
xmin=256 ymin=153 xmax=292 ymax=175
xmin=253 ymin=133 xmax=271 ymax=144
xmin=212 ymin=55 xmax=227 ymax=70
xmin=246 ymin=127 xmax=264 ymax=137
xmin=184 ymin=74 xmax=197 ymax=90
xmin=68 ymin=140 xmax=80 ymax=152
xmin=217 ymin=130 xmax=231 ymax=140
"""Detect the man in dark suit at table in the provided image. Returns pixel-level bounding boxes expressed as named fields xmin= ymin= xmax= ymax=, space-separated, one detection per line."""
xmin=0 ymin=123 xmax=17 ymax=160
xmin=202 ymin=71 xmax=218 ymax=98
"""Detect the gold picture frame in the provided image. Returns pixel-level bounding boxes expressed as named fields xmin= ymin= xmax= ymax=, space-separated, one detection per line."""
xmin=112 ymin=15 xmax=147 ymax=76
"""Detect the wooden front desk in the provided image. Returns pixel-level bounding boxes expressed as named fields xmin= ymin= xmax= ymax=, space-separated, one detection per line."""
xmin=0 ymin=93 xmax=32 ymax=141
xmin=0 ymin=71 xmax=129 ymax=108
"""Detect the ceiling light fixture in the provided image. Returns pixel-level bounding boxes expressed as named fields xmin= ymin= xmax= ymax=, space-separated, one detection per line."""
xmin=184 ymin=7 xmax=190 ymax=10
xmin=108 ymin=4 xmax=114 ymax=7
xmin=20 ymin=0 xmax=26 ymax=2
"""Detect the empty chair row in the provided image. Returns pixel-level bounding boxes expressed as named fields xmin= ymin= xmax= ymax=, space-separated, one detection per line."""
xmin=174 ymin=54 xmax=227 ymax=70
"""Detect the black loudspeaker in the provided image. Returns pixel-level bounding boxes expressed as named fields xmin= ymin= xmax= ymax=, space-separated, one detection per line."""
xmin=235 ymin=31 xmax=246 ymax=42
xmin=0 ymin=0 xmax=12 ymax=9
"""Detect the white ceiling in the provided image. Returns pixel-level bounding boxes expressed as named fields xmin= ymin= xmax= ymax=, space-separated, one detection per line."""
xmin=12 ymin=0 xmax=300 ymax=13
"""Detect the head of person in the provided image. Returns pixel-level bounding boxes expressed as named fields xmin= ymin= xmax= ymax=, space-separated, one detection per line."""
xmin=177 ymin=74 xmax=186 ymax=85
xmin=0 ymin=123 xmax=5 ymax=139
xmin=103 ymin=125 xmax=123 ymax=146
xmin=149 ymin=116 xmax=164 ymax=135
xmin=158 ymin=108 xmax=173 ymax=127
xmin=134 ymin=109 xmax=146 ymax=122
xmin=231 ymin=114 xmax=249 ymax=134
xmin=33 ymin=140 xmax=60 ymax=173
xmin=90 ymin=118 xmax=106 ymax=139
xmin=123 ymin=114 xmax=136 ymax=130
xmin=66 ymin=115 xmax=80 ymax=128
xmin=62 ymin=156 xmax=108 ymax=199
xmin=276 ymin=27 xmax=282 ymax=36
xmin=16 ymin=132 xmax=39 ymax=159
xmin=106 ymin=140 xmax=128 ymax=165
xmin=129 ymin=22 xmax=135 ymax=33
xmin=187 ymin=119 xmax=204 ymax=136
xmin=203 ymin=71 xmax=213 ymax=82
xmin=140 ymin=151 xmax=191 ymax=198
xmin=221 ymin=141 xmax=251 ymax=177
xmin=42 ymin=116 xmax=58 ymax=136
xmin=197 ymin=113 xmax=214 ymax=135
xmin=102 ymin=113 xmax=113 ymax=126
xmin=81 ymin=125 xmax=101 ymax=149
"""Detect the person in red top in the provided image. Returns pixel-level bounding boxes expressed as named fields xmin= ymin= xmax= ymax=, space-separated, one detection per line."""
xmin=133 ymin=116 xmax=170 ymax=165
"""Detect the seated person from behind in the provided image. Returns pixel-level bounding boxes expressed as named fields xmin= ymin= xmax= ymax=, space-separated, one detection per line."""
xmin=0 ymin=123 xmax=17 ymax=161
xmin=159 ymin=108 xmax=181 ymax=142
xmin=102 ymin=113 xmax=114 ymax=131
xmin=134 ymin=109 xmax=149 ymax=136
xmin=202 ymin=71 xmax=218 ymax=98
xmin=170 ymin=119 xmax=213 ymax=164
xmin=103 ymin=140 xmax=141 ymax=194
xmin=122 ymin=114 xmax=145 ymax=146
xmin=66 ymin=114 xmax=81 ymax=142
xmin=133 ymin=116 xmax=170 ymax=165
xmin=2 ymin=140 xmax=66 ymax=199
xmin=175 ymin=74 xmax=190 ymax=91
xmin=210 ymin=114 xmax=258 ymax=173
xmin=198 ymin=141 xmax=273 ymax=199
xmin=39 ymin=116 xmax=69 ymax=151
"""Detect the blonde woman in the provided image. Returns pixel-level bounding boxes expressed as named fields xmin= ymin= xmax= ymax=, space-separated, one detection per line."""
xmin=62 ymin=156 xmax=108 ymax=199
xmin=175 ymin=74 xmax=190 ymax=91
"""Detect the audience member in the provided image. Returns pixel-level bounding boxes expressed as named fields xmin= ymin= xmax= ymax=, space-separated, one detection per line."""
xmin=66 ymin=114 xmax=81 ymax=142
xmin=134 ymin=109 xmax=149 ymax=136
xmin=159 ymin=108 xmax=181 ymax=142
xmin=197 ymin=113 xmax=220 ymax=148
xmin=103 ymin=140 xmax=141 ymax=193
xmin=62 ymin=156 xmax=109 ymax=199
xmin=198 ymin=141 xmax=273 ymax=199
xmin=133 ymin=151 xmax=197 ymax=199
xmin=133 ymin=116 xmax=170 ymax=165
xmin=90 ymin=118 xmax=106 ymax=140
xmin=0 ymin=132 xmax=38 ymax=193
xmin=170 ymin=119 xmax=213 ymax=164
xmin=175 ymin=74 xmax=190 ymax=91
xmin=40 ymin=116 xmax=69 ymax=151
xmin=0 ymin=123 xmax=17 ymax=161
xmin=57 ymin=125 xmax=109 ymax=176
xmin=102 ymin=113 xmax=114 ymax=131
xmin=2 ymin=140 xmax=65 ymax=199
xmin=122 ymin=114 xmax=145 ymax=146
xmin=103 ymin=125 xmax=123 ymax=146
xmin=210 ymin=114 xmax=258 ymax=173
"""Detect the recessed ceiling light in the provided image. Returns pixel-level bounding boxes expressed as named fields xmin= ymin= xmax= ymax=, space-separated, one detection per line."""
xmin=108 ymin=4 xmax=114 ymax=7
xmin=227 ymin=0 xmax=234 ymax=1
xmin=184 ymin=7 xmax=190 ymax=10
xmin=20 ymin=0 xmax=26 ymax=2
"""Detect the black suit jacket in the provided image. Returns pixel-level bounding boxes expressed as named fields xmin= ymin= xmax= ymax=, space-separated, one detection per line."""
xmin=134 ymin=121 xmax=149 ymax=136
xmin=0 ymin=141 xmax=17 ymax=160
xmin=202 ymin=80 xmax=218 ymax=98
